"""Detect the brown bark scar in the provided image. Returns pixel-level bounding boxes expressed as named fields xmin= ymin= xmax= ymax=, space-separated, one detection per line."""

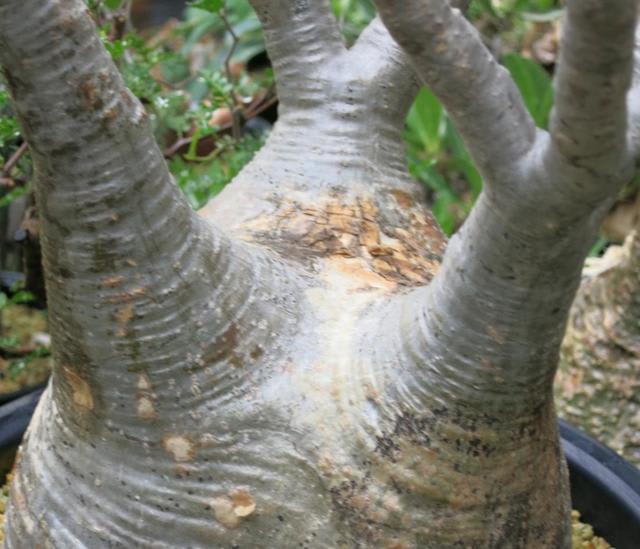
xmin=115 ymin=303 xmax=135 ymax=337
xmin=100 ymin=275 xmax=125 ymax=288
xmin=62 ymin=366 xmax=94 ymax=411
xmin=390 ymin=189 xmax=413 ymax=209
xmin=78 ymin=77 xmax=102 ymax=111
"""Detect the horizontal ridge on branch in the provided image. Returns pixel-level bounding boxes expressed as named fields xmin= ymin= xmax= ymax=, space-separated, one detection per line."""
xmin=0 ymin=0 xmax=294 ymax=425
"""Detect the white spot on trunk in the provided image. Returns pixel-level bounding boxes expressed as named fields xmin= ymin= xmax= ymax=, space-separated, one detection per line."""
xmin=162 ymin=435 xmax=195 ymax=462
xmin=210 ymin=490 xmax=256 ymax=528
xmin=137 ymin=373 xmax=152 ymax=390
xmin=210 ymin=497 xmax=239 ymax=528
xmin=137 ymin=396 xmax=156 ymax=420
xmin=231 ymin=490 xmax=257 ymax=517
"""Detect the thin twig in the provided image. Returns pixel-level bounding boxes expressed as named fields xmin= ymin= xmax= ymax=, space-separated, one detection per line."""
xmin=162 ymin=91 xmax=278 ymax=159
xmin=219 ymin=9 xmax=239 ymax=87
xmin=218 ymin=9 xmax=243 ymax=141
xmin=1 ymin=141 xmax=28 ymax=178
xmin=163 ymin=136 xmax=193 ymax=158
xmin=244 ymin=91 xmax=278 ymax=120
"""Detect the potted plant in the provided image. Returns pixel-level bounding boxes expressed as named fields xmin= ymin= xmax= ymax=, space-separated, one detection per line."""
xmin=1 ymin=0 xmax=640 ymax=546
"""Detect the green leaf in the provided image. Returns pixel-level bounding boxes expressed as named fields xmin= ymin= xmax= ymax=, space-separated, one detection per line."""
xmin=0 ymin=292 xmax=7 ymax=311
xmin=105 ymin=39 xmax=126 ymax=60
xmin=588 ymin=235 xmax=609 ymax=257
xmin=189 ymin=0 xmax=224 ymax=13
xmin=7 ymin=359 xmax=27 ymax=380
xmin=0 ymin=184 xmax=30 ymax=208
xmin=104 ymin=0 xmax=124 ymax=9
xmin=406 ymin=87 xmax=444 ymax=155
xmin=502 ymin=53 xmax=553 ymax=129
xmin=408 ymin=161 xmax=463 ymax=236
xmin=0 ymin=336 xmax=19 ymax=349
xmin=474 ymin=0 xmax=498 ymax=17
xmin=10 ymin=290 xmax=34 ymax=305
xmin=521 ymin=9 xmax=564 ymax=22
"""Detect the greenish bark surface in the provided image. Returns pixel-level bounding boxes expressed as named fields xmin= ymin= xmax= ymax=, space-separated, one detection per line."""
xmin=0 ymin=0 xmax=638 ymax=547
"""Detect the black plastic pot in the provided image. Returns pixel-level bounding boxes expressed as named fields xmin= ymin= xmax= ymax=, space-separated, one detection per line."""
xmin=0 ymin=397 xmax=637 ymax=545
xmin=0 ymin=384 xmax=45 ymax=478
xmin=0 ymin=385 xmax=44 ymax=450
xmin=560 ymin=419 xmax=640 ymax=548
xmin=0 ymin=271 xmax=24 ymax=292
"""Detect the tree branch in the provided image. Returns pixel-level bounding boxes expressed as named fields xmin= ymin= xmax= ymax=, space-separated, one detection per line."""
xmin=348 ymin=17 xmax=420 ymax=122
xmin=372 ymin=0 xmax=536 ymax=184
xmin=374 ymin=0 xmax=637 ymax=418
xmin=347 ymin=1 xmax=474 ymax=136
xmin=0 ymin=0 xmax=294 ymax=425
xmin=543 ymin=0 xmax=637 ymax=206
xmin=248 ymin=0 xmax=345 ymax=115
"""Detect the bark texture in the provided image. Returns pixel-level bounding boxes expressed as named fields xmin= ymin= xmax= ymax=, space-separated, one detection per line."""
xmin=556 ymin=230 xmax=640 ymax=465
xmin=0 ymin=0 xmax=638 ymax=547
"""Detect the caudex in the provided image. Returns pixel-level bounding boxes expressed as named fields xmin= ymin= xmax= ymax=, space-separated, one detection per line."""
xmin=0 ymin=0 xmax=638 ymax=547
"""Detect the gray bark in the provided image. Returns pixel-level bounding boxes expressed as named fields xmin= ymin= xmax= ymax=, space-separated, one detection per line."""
xmin=0 ymin=0 xmax=638 ymax=547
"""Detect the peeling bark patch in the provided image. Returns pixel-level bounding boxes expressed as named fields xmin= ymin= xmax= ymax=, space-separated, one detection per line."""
xmin=162 ymin=435 xmax=195 ymax=462
xmin=62 ymin=366 xmax=94 ymax=411
xmin=211 ymin=490 xmax=256 ymax=528
xmin=390 ymin=189 xmax=413 ymax=209
xmin=247 ymin=198 xmax=445 ymax=286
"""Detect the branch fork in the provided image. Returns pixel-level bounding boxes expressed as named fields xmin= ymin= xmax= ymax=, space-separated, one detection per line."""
xmin=1 ymin=0 xmax=639 ymax=547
